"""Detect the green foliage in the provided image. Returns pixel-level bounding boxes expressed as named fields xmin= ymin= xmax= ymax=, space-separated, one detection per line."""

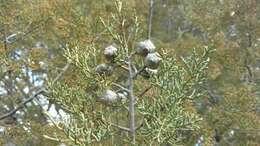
xmin=1 ymin=0 xmax=259 ymax=145
xmin=137 ymin=47 xmax=213 ymax=145
xmin=46 ymin=1 xmax=213 ymax=145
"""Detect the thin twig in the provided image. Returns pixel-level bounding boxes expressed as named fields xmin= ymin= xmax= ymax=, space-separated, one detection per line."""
xmin=42 ymin=110 xmax=63 ymax=130
xmin=3 ymin=26 xmax=7 ymax=52
xmin=119 ymin=65 xmax=129 ymax=72
xmin=43 ymin=109 xmax=84 ymax=146
xmin=137 ymin=85 xmax=152 ymax=98
xmin=109 ymin=122 xmax=131 ymax=132
xmin=43 ymin=134 xmax=69 ymax=142
xmin=135 ymin=115 xmax=145 ymax=130
xmin=132 ymin=66 xmax=146 ymax=79
xmin=53 ymin=63 xmax=70 ymax=83
xmin=112 ymin=82 xmax=130 ymax=92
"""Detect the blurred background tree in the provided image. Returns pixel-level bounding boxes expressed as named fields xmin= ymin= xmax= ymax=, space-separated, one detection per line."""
xmin=0 ymin=0 xmax=259 ymax=145
xmin=150 ymin=0 xmax=260 ymax=145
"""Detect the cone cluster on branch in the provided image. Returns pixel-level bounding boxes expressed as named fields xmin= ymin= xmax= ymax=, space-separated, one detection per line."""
xmin=95 ymin=40 xmax=162 ymax=104
xmin=136 ymin=39 xmax=162 ymax=78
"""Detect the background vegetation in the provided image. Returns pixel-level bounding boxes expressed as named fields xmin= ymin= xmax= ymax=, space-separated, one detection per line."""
xmin=0 ymin=0 xmax=259 ymax=145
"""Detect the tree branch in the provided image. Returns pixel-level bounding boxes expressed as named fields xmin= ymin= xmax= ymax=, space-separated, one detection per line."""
xmin=0 ymin=88 xmax=46 ymax=120
xmin=1 ymin=17 xmax=51 ymax=44
xmin=0 ymin=63 xmax=70 ymax=120
xmin=147 ymin=0 xmax=154 ymax=40
xmin=128 ymin=53 xmax=136 ymax=144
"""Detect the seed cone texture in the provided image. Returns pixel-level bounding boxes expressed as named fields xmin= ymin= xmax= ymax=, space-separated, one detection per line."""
xmin=95 ymin=64 xmax=114 ymax=76
xmin=136 ymin=39 xmax=155 ymax=56
xmin=104 ymin=45 xmax=118 ymax=60
xmin=145 ymin=52 xmax=162 ymax=69
xmin=99 ymin=89 xmax=118 ymax=103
